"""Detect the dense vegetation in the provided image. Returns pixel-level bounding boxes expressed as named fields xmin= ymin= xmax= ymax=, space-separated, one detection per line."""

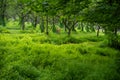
xmin=0 ymin=0 xmax=120 ymax=80
xmin=0 ymin=32 xmax=120 ymax=80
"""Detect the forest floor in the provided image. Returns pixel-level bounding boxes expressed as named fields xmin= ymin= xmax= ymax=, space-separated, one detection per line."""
xmin=0 ymin=29 xmax=120 ymax=80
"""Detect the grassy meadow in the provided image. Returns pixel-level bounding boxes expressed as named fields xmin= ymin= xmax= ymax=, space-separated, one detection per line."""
xmin=0 ymin=22 xmax=120 ymax=80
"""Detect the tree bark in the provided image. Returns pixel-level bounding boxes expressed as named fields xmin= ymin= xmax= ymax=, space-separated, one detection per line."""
xmin=0 ymin=0 xmax=6 ymax=26
xmin=72 ymin=20 xmax=77 ymax=32
xmin=68 ymin=29 xmax=71 ymax=36
xmin=34 ymin=16 xmax=38 ymax=28
xmin=46 ymin=13 xmax=49 ymax=35
xmin=85 ymin=23 xmax=90 ymax=32
xmin=52 ymin=16 xmax=56 ymax=33
xmin=62 ymin=19 xmax=67 ymax=32
xmin=72 ymin=24 xmax=76 ymax=31
xmin=40 ymin=16 xmax=45 ymax=33
xmin=21 ymin=17 xmax=25 ymax=30
xmin=97 ymin=25 xmax=100 ymax=37
xmin=81 ymin=22 xmax=84 ymax=31
xmin=20 ymin=13 xmax=25 ymax=30
xmin=114 ymin=27 xmax=117 ymax=35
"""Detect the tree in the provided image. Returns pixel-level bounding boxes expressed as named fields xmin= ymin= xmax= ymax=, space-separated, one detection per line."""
xmin=30 ymin=0 xmax=50 ymax=35
xmin=0 ymin=0 xmax=7 ymax=26
xmin=15 ymin=0 xmax=32 ymax=30
xmin=83 ymin=0 xmax=120 ymax=48
xmin=56 ymin=0 xmax=89 ymax=36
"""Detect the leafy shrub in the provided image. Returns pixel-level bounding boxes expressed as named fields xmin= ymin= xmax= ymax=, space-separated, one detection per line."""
xmin=0 ymin=27 xmax=10 ymax=33
xmin=85 ymin=36 xmax=104 ymax=42
xmin=0 ymin=33 xmax=119 ymax=80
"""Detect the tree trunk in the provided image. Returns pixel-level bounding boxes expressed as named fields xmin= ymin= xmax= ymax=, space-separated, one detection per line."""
xmin=40 ymin=16 xmax=45 ymax=33
xmin=0 ymin=0 xmax=6 ymax=26
xmin=52 ymin=16 xmax=56 ymax=33
xmin=62 ymin=19 xmax=67 ymax=32
xmin=65 ymin=26 xmax=67 ymax=32
xmin=81 ymin=22 xmax=84 ymax=31
xmin=0 ymin=15 xmax=5 ymax=26
xmin=46 ymin=13 xmax=49 ymax=35
xmin=20 ymin=13 xmax=25 ymax=30
xmin=85 ymin=23 xmax=90 ymax=32
xmin=114 ymin=27 xmax=117 ymax=35
xmin=64 ymin=20 xmax=67 ymax=32
xmin=68 ymin=29 xmax=71 ymax=36
xmin=21 ymin=21 xmax=25 ymax=30
xmin=21 ymin=17 xmax=25 ymax=30
xmin=34 ymin=16 xmax=37 ymax=28
xmin=77 ymin=22 xmax=81 ymax=29
xmin=72 ymin=25 xmax=76 ymax=31
xmin=72 ymin=20 xmax=77 ymax=32
xmin=97 ymin=26 xmax=100 ymax=37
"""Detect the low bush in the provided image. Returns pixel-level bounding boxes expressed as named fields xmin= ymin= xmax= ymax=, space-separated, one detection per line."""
xmin=0 ymin=33 xmax=119 ymax=80
xmin=0 ymin=27 xmax=10 ymax=33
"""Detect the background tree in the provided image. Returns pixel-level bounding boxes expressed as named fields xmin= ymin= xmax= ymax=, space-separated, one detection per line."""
xmin=83 ymin=0 xmax=120 ymax=48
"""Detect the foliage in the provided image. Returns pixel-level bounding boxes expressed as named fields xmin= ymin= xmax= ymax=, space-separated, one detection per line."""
xmin=0 ymin=0 xmax=120 ymax=79
xmin=0 ymin=33 xmax=120 ymax=80
xmin=0 ymin=27 xmax=10 ymax=33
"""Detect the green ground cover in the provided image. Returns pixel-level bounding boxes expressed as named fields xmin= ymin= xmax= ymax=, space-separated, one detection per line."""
xmin=0 ymin=32 xmax=120 ymax=80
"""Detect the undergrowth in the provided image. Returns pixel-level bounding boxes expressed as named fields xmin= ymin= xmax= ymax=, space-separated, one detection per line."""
xmin=0 ymin=33 xmax=119 ymax=80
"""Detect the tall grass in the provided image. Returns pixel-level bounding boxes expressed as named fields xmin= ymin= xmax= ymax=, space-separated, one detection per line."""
xmin=0 ymin=33 xmax=119 ymax=80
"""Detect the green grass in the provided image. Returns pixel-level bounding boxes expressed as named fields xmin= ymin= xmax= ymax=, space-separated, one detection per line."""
xmin=0 ymin=32 xmax=120 ymax=80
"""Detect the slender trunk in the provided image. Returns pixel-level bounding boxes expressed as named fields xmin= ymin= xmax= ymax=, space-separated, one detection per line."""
xmin=68 ymin=29 xmax=71 ymax=36
xmin=81 ymin=22 xmax=84 ymax=31
xmin=72 ymin=25 xmax=76 ymax=31
xmin=63 ymin=19 xmax=67 ymax=32
xmin=21 ymin=17 xmax=25 ymax=30
xmin=68 ymin=21 xmax=72 ymax=36
xmin=46 ymin=13 xmax=49 ymax=35
xmin=0 ymin=15 xmax=5 ymax=26
xmin=85 ymin=23 xmax=90 ymax=32
xmin=32 ymin=16 xmax=37 ymax=28
xmin=52 ymin=16 xmax=55 ymax=27
xmin=0 ymin=0 xmax=6 ymax=26
xmin=114 ymin=28 xmax=117 ymax=35
xmin=77 ymin=22 xmax=81 ymax=29
xmin=40 ymin=16 xmax=45 ymax=33
xmin=65 ymin=26 xmax=67 ymax=32
xmin=64 ymin=20 xmax=67 ymax=32
xmin=34 ymin=16 xmax=37 ymax=28
xmin=72 ymin=21 xmax=77 ymax=32
xmin=97 ymin=26 xmax=100 ymax=37
xmin=52 ymin=16 xmax=56 ymax=33
xmin=20 ymin=13 xmax=25 ymax=30
xmin=21 ymin=20 xmax=25 ymax=30
xmin=59 ymin=21 xmax=64 ymax=28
